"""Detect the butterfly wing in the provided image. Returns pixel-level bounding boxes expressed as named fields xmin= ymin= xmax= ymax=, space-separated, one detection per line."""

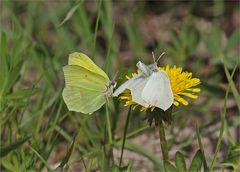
xmin=63 ymin=65 xmax=108 ymax=114
xmin=141 ymin=71 xmax=173 ymax=111
xmin=63 ymin=86 xmax=105 ymax=114
xmin=113 ymin=74 xmax=142 ymax=97
xmin=113 ymin=73 xmax=149 ymax=107
xmin=68 ymin=52 xmax=109 ymax=81
xmin=63 ymin=65 xmax=108 ymax=91
xmin=129 ymin=77 xmax=150 ymax=107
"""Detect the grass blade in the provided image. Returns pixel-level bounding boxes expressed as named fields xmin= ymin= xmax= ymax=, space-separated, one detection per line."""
xmin=209 ymin=82 xmax=230 ymax=170
xmin=59 ymin=137 xmax=76 ymax=168
xmin=223 ymin=64 xmax=240 ymax=111
xmin=0 ymin=136 xmax=31 ymax=157
xmin=92 ymin=0 xmax=102 ymax=58
xmin=29 ymin=145 xmax=53 ymax=171
xmin=58 ymin=3 xmax=80 ymax=27
xmin=5 ymin=88 xmax=39 ymax=100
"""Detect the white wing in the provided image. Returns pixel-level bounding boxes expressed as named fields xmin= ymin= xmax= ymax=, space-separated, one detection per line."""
xmin=113 ymin=73 xmax=150 ymax=107
xmin=129 ymin=77 xmax=150 ymax=107
xmin=141 ymin=71 xmax=173 ymax=111
xmin=113 ymin=74 xmax=142 ymax=97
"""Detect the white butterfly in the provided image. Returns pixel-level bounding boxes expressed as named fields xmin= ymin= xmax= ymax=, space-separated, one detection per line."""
xmin=113 ymin=53 xmax=173 ymax=111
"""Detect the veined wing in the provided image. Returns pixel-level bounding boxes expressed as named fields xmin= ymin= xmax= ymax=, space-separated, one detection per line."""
xmin=63 ymin=65 xmax=108 ymax=92
xmin=63 ymin=86 xmax=106 ymax=114
xmin=68 ymin=52 xmax=109 ymax=81
xmin=141 ymin=71 xmax=173 ymax=111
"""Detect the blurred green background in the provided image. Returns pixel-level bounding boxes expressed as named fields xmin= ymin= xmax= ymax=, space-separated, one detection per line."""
xmin=0 ymin=1 xmax=239 ymax=171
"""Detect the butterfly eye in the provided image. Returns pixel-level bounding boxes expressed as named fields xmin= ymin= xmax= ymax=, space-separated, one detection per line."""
xmin=110 ymin=81 xmax=116 ymax=88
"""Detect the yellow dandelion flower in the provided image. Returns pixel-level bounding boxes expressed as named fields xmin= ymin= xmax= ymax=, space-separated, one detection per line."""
xmin=119 ymin=65 xmax=201 ymax=111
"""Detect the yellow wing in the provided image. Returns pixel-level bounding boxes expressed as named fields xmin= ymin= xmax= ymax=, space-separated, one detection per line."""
xmin=63 ymin=86 xmax=106 ymax=114
xmin=68 ymin=52 xmax=109 ymax=81
xmin=63 ymin=65 xmax=109 ymax=92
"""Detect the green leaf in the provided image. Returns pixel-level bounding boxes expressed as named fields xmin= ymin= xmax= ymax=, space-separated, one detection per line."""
xmin=186 ymin=26 xmax=200 ymax=55
xmin=232 ymin=144 xmax=240 ymax=153
xmin=126 ymin=161 xmax=133 ymax=172
xmin=205 ymin=27 xmax=221 ymax=57
xmin=111 ymin=164 xmax=129 ymax=172
xmin=225 ymin=29 xmax=240 ymax=53
xmin=5 ymin=88 xmax=39 ymax=100
xmin=0 ymin=136 xmax=31 ymax=157
xmin=196 ymin=125 xmax=209 ymax=171
xmin=222 ymin=144 xmax=240 ymax=171
xmin=175 ymin=152 xmax=186 ymax=172
xmin=12 ymin=35 xmax=27 ymax=64
xmin=164 ymin=161 xmax=177 ymax=172
xmin=188 ymin=150 xmax=203 ymax=172
xmin=222 ymin=154 xmax=240 ymax=171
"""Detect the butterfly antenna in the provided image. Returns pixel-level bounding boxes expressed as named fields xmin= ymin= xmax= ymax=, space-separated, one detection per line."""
xmin=152 ymin=51 xmax=156 ymax=62
xmin=156 ymin=52 xmax=166 ymax=63
xmin=112 ymin=71 xmax=119 ymax=81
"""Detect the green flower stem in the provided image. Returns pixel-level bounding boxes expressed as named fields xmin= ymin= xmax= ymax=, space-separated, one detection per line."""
xmin=158 ymin=119 xmax=168 ymax=161
xmin=105 ymin=99 xmax=112 ymax=145
xmin=119 ymin=106 xmax=132 ymax=166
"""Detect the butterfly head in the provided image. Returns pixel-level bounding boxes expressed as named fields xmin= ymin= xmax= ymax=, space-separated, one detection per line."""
xmin=104 ymin=80 xmax=116 ymax=97
xmin=109 ymin=80 xmax=117 ymax=88
xmin=148 ymin=63 xmax=158 ymax=72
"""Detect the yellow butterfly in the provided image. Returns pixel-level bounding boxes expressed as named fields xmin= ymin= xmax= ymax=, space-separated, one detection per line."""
xmin=62 ymin=52 xmax=115 ymax=114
